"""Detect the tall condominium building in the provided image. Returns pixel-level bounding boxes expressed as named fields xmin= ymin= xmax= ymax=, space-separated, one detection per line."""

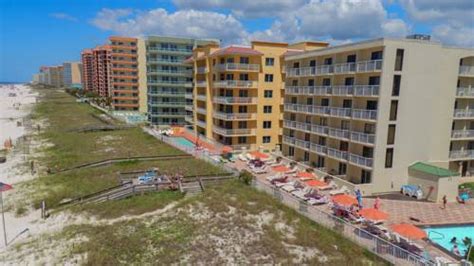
xmin=188 ymin=41 xmax=328 ymax=151
xmin=282 ymin=36 xmax=474 ymax=200
xmin=63 ymin=61 xmax=82 ymax=89
xmin=109 ymin=36 xmax=143 ymax=112
xmin=42 ymin=65 xmax=64 ymax=87
xmin=145 ymin=36 xmax=219 ymax=125
xmin=81 ymin=49 xmax=94 ymax=92
xmin=92 ymin=45 xmax=112 ymax=98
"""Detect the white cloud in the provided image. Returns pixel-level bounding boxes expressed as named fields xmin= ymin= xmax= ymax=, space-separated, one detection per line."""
xmin=172 ymin=0 xmax=306 ymax=18
xmin=432 ymin=24 xmax=474 ymax=48
xmin=382 ymin=18 xmax=410 ymax=37
xmin=91 ymin=8 xmax=248 ymax=44
xmin=50 ymin=13 xmax=78 ymax=22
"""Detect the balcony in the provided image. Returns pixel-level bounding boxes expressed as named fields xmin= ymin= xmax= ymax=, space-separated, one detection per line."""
xmin=349 ymin=154 xmax=373 ymax=168
xmin=328 ymin=128 xmax=350 ymax=140
xmin=184 ymin=105 xmax=193 ymax=112
xmin=196 ymin=94 xmax=207 ymax=101
xmin=184 ymin=93 xmax=193 ymax=100
xmin=184 ymin=115 xmax=194 ymax=124
xmin=295 ymin=139 xmax=311 ymax=150
xmin=147 ymin=46 xmax=192 ymax=54
xmin=456 ymin=87 xmax=474 ymax=98
xmin=333 ymin=62 xmax=356 ymax=74
xmin=331 ymin=86 xmax=353 ymax=96
xmin=149 ymin=91 xmax=186 ymax=97
xmin=215 ymin=63 xmax=260 ymax=72
xmin=151 ymin=112 xmax=186 ymax=117
xmin=285 ymin=86 xmax=331 ymax=96
xmin=196 ymin=67 xmax=208 ymax=74
xmin=310 ymin=143 xmax=327 ymax=155
xmin=350 ymin=131 xmax=376 ymax=145
xmin=454 ymin=109 xmax=474 ymax=119
xmin=451 ymin=130 xmax=474 ymax=139
xmin=213 ymin=126 xmax=255 ymax=136
xmin=148 ymin=80 xmax=191 ymax=87
xmin=147 ymin=69 xmax=192 ymax=76
xmin=354 ymin=85 xmax=379 ymax=97
xmin=147 ymin=59 xmax=186 ymax=65
xmin=285 ymin=85 xmax=378 ymax=97
xmin=352 ymin=109 xmax=377 ymax=121
xmin=459 ymin=65 xmax=474 ymax=76
xmin=195 ymin=81 xmax=207 ymax=88
xmin=329 ymin=107 xmax=352 ymax=119
xmin=196 ymin=107 xmax=207 ymax=115
xmin=283 ymin=135 xmax=296 ymax=145
xmin=149 ymin=101 xmax=185 ymax=107
xmin=213 ymin=80 xmax=257 ymax=88
xmin=196 ymin=119 xmax=206 ymax=128
xmin=449 ymin=149 xmax=474 ymax=160
xmin=356 ymin=60 xmax=383 ymax=72
xmin=327 ymin=148 xmax=348 ymax=161
xmin=213 ymin=96 xmax=257 ymax=104
xmin=213 ymin=112 xmax=256 ymax=120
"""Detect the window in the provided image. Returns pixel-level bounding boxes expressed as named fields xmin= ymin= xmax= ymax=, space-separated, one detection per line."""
xmin=371 ymin=51 xmax=383 ymax=60
xmin=304 ymin=152 xmax=310 ymax=162
xmin=293 ymin=62 xmax=299 ymax=68
xmin=389 ymin=100 xmax=398 ymax=121
xmin=265 ymin=58 xmax=275 ymax=66
xmin=239 ymin=90 xmax=248 ymax=97
xmin=289 ymin=146 xmax=295 ymax=156
xmin=264 ymin=74 xmax=274 ymax=82
xmin=238 ymin=106 xmax=248 ymax=113
xmin=317 ymin=156 xmax=325 ymax=168
xmin=363 ymin=147 xmax=373 ymax=158
xmin=345 ymin=77 xmax=354 ymax=86
xmin=239 ymin=73 xmax=249 ymax=81
xmin=264 ymin=105 xmax=272 ymax=113
xmin=322 ymin=78 xmax=331 ymax=86
xmin=240 ymin=57 xmax=249 ymax=64
xmin=395 ymin=49 xmax=404 ymax=71
xmin=341 ymin=120 xmax=350 ymax=130
xmin=361 ymin=170 xmax=371 ymax=184
xmin=263 ymin=136 xmax=271 ymax=143
xmin=366 ymin=100 xmax=378 ymax=110
xmin=264 ymin=90 xmax=273 ymax=98
xmin=308 ymin=79 xmax=315 ymax=86
xmin=338 ymin=163 xmax=347 ymax=175
xmin=369 ymin=76 xmax=380 ymax=85
xmin=309 ymin=60 xmax=316 ymax=67
xmin=238 ymin=136 xmax=247 ymax=144
xmin=364 ymin=123 xmax=375 ymax=134
xmin=385 ymin=148 xmax=394 ymax=168
xmin=324 ymin=58 xmax=333 ymax=65
xmin=347 ymin=54 xmax=356 ymax=63
xmin=387 ymin=125 xmax=396 ymax=145
xmin=238 ymin=121 xmax=247 ymax=128
xmin=318 ymin=137 xmax=326 ymax=146
xmin=340 ymin=141 xmax=349 ymax=151
xmin=263 ymin=121 xmax=272 ymax=129
xmin=343 ymin=100 xmax=352 ymax=108
xmin=321 ymin=98 xmax=330 ymax=106
xmin=392 ymin=75 xmax=401 ymax=96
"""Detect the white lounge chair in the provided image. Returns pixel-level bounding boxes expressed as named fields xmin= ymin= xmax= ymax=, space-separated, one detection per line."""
xmin=275 ymin=180 xmax=295 ymax=188
xmin=292 ymin=187 xmax=313 ymax=200
xmin=238 ymin=153 xmax=248 ymax=162
xmin=307 ymin=196 xmax=329 ymax=205
xmin=252 ymin=166 xmax=268 ymax=174
xmin=329 ymin=185 xmax=349 ymax=196
xmin=266 ymin=174 xmax=282 ymax=182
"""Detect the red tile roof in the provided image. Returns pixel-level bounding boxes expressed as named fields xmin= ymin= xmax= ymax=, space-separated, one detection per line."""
xmin=211 ymin=46 xmax=263 ymax=57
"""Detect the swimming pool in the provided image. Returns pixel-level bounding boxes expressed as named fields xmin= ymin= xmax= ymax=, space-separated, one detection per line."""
xmin=423 ymin=224 xmax=474 ymax=257
xmin=173 ymin=137 xmax=195 ymax=148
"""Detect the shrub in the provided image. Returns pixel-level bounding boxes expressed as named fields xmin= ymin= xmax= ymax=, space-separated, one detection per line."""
xmin=239 ymin=170 xmax=253 ymax=185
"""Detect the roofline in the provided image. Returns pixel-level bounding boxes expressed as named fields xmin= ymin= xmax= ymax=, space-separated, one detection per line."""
xmin=109 ymin=36 xmax=138 ymax=41
xmin=145 ymin=35 xmax=220 ymax=44
xmin=291 ymin=41 xmax=330 ymax=46
xmin=251 ymin=40 xmax=289 ymax=47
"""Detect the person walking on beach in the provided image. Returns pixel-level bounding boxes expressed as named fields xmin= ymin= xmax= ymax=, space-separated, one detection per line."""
xmin=442 ymin=195 xmax=447 ymax=209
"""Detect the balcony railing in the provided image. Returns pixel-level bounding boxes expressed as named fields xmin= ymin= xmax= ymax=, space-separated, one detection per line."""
xmin=151 ymin=112 xmax=186 ymax=116
xmin=215 ymin=63 xmax=260 ymax=72
xmin=454 ymin=109 xmax=474 ymax=118
xmin=328 ymin=128 xmax=350 ymax=140
xmin=213 ymin=127 xmax=255 ymax=136
xmin=329 ymin=107 xmax=352 ymax=118
xmin=327 ymin=148 xmax=348 ymax=161
xmin=350 ymin=131 xmax=376 ymax=145
xmin=213 ymin=96 xmax=257 ymax=104
xmin=213 ymin=80 xmax=257 ymax=88
xmin=285 ymin=85 xmax=379 ymax=97
xmin=332 ymin=86 xmax=353 ymax=96
xmin=147 ymin=59 xmax=186 ymax=64
xmin=196 ymin=107 xmax=207 ymax=115
xmin=148 ymin=80 xmax=190 ymax=86
xmin=196 ymin=120 xmax=206 ymax=128
xmin=184 ymin=105 xmax=193 ymax=111
xmin=147 ymin=69 xmax=192 ymax=75
xmin=149 ymin=102 xmax=185 ymax=107
xmin=356 ymin=60 xmax=383 ymax=72
xmin=285 ymin=86 xmax=331 ymax=96
xmin=149 ymin=90 xmax=186 ymax=96
xmin=310 ymin=143 xmax=327 ymax=155
xmin=285 ymin=60 xmax=382 ymax=77
xmin=349 ymin=154 xmax=373 ymax=168
xmin=451 ymin=130 xmax=474 ymax=139
xmin=147 ymin=47 xmax=192 ymax=53
xmin=354 ymin=85 xmax=379 ymax=97
xmin=196 ymin=94 xmax=206 ymax=101
xmin=295 ymin=139 xmax=311 ymax=150
xmin=184 ymin=115 xmax=194 ymax=124
xmin=456 ymin=87 xmax=474 ymax=97
xmin=459 ymin=65 xmax=474 ymax=76
xmin=283 ymin=135 xmax=296 ymax=145
xmin=184 ymin=93 xmax=193 ymax=100
xmin=213 ymin=112 xmax=256 ymax=120
xmin=195 ymin=81 xmax=207 ymax=87
xmin=352 ymin=109 xmax=377 ymax=121
xmin=449 ymin=149 xmax=474 ymax=160
xmin=196 ymin=67 xmax=208 ymax=74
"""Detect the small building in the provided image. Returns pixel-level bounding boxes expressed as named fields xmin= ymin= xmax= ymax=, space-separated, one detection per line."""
xmin=408 ymin=162 xmax=460 ymax=202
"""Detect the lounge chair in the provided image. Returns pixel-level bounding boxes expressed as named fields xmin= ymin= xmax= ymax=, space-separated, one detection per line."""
xmin=270 ymin=176 xmax=288 ymax=185
xmin=238 ymin=153 xmax=248 ymax=162
xmin=347 ymin=212 xmax=364 ymax=224
xmin=246 ymin=153 xmax=255 ymax=161
xmin=307 ymin=196 xmax=329 ymax=205
xmin=292 ymin=187 xmax=313 ymax=200
xmin=281 ymin=181 xmax=302 ymax=193
xmin=266 ymin=174 xmax=282 ymax=182
xmin=251 ymin=165 xmax=268 ymax=174
xmin=329 ymin=185 xmax=349 ymax=196
xmin=285 ymin=166 xmax=297 ymax=174
xmin=275 ymin=180 xmax=295 ymax=188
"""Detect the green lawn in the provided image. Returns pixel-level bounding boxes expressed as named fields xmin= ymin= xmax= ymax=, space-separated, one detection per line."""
xmin=56 ymin=180 xmax=387 ymax=265
xmin=460 ymin=182 xmax=474 ymax=191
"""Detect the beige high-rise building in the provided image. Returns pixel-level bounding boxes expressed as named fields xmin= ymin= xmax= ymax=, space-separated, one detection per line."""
xmin=282 ymin=36 xmax=474 ymax=201
xmin=63 ymin=61 xmax=82 ymax=88
xmin=188 ymin=41 xmax=328 ymax=151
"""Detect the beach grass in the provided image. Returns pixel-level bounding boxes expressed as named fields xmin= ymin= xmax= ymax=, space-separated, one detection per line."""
xmin=57 ymin=180 xmax=387 ymax=265
xmin=27 ymin=88 xmax=228 ymax=208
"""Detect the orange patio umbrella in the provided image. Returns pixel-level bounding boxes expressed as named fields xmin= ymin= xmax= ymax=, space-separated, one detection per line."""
xmin=331 ymin=194 xmax=358 ymax=207
xmin=359 ymin=208 xmax=389 ymax=222
xmin=297 ymin=172 xmax=314 ymax=179
xmin=305 ymin=179 xmax=327 ymax=188
xmin=272 ymin=165 xmax=290 ymax=172
xmin=250 ymin=151 xmax=269 ymax=159
xmin=391 ymin=223 xmax=427 ymax=240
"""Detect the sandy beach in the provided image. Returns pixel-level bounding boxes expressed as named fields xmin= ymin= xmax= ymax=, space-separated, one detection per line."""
xmin=0 ymin=84 xmax=40 ymax=250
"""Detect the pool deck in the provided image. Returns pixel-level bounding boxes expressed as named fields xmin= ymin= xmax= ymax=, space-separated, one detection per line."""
xmin=228 ymin=159 xmax=474 ymax=262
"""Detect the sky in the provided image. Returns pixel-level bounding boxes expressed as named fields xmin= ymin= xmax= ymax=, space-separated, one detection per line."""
xmin=0 ymin=0 xmax=473 ymax=82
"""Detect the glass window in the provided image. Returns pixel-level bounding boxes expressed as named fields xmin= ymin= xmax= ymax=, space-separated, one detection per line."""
xmin=395 ymin=49 xmax=404 ymax=71
xmin=385 ymin=148 xmax=394 ymax=168
xmin=263 ymin=136 xmax=271 ymax=143
xmin=263 ymin=121 xmax=272 ymax=129
xmin=387 ymin=125 xmax=396 ymax=145
xmin=240 ymin=57 xmax=249 ymax=64
xmin=392 ymin=75 xmax=401 ymax=96
xmin=264 ymin=90 xmax=273 ymax=98
xmin=361 ymin=170 xmax=371 ymax=183
xmin=263 ymin=106 xmax=272 ymax=113
xmin=265 ymin=74 xmax=274 ymax=82
xmin=389 ymin=100 xmax=398 ymax=121
xmin=265 ymin=58 xmax=275 ymax=66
